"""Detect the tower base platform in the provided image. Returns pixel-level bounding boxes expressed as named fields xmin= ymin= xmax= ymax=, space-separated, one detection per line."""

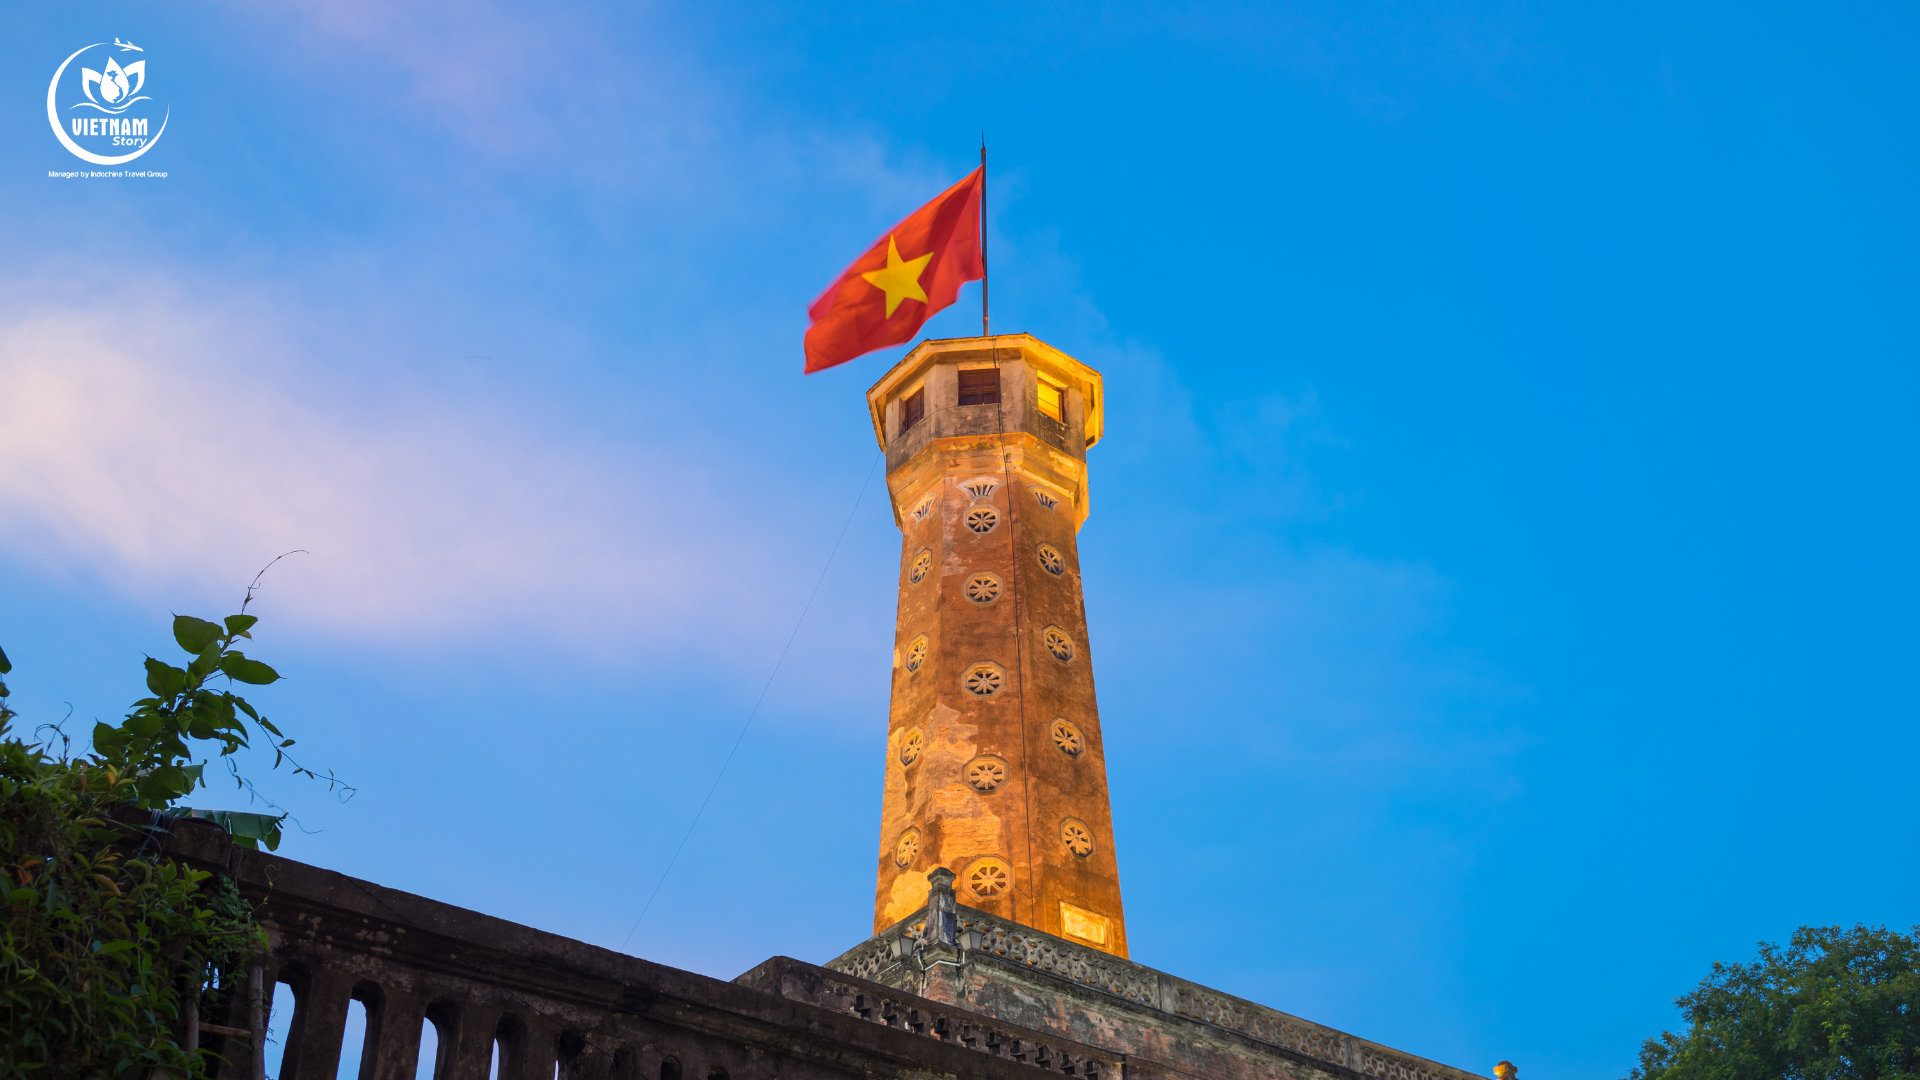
xmin=753 ymin=869 xmax=1483 ymax=1080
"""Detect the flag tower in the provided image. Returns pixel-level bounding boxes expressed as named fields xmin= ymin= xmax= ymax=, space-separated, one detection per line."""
xmin=864 ymin=333 xmax=1128 ymax=957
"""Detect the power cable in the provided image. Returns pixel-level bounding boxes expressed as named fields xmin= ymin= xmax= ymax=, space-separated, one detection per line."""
xmin=619 ymin=450 xmax=885 ymax=951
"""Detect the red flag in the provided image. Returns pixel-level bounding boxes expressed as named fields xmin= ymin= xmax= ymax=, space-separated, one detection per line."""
xmin=804 ymin=168 xmax=984 ymax=374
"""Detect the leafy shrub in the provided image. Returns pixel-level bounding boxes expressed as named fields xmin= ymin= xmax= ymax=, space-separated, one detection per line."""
xmin=1 ymin=608 xmax=330 ymax=1079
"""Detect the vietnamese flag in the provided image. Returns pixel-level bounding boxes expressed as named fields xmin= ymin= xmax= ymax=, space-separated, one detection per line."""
xmin=804 ymin=168 xmax=984 ymax=374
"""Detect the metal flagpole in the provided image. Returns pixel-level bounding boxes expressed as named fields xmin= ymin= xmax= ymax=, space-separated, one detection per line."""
xmin=981 ymin=134 xmax=989 ymax=338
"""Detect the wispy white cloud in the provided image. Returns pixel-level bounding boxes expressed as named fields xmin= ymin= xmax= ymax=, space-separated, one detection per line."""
xmin=0 ymin=286 xmax=786 ymax=658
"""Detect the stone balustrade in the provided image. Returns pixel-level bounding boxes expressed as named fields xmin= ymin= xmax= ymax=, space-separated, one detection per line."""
xmin=154 ymin=817 xmax=1128 ymax=1080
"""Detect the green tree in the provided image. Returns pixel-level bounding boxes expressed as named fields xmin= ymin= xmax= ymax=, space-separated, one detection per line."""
xmin=0 ymin=603 xmax=339 ymax=1079
xmin=1631 ymin=924 xmax=1920 ymax=1080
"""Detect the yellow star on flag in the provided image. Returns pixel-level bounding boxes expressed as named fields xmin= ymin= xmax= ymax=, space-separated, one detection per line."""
xmin=861 ymin=234 xmax=934 ymax=317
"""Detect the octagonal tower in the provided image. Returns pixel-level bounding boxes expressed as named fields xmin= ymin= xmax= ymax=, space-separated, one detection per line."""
xmin=866 ymin=333 xmax=1127 ymax=957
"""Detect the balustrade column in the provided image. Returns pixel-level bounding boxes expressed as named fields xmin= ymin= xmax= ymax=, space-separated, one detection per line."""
xmin=285 ymin=966 xmax=356 ymax=1080
xmin=445 ymin=1003 xmax=504 ymax=1080
xmin=367 ymin=989 xmax=425 ymax=1080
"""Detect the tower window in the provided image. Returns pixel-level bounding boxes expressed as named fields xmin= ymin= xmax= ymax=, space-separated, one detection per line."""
xmin=901 ymin=387 xmax=925 ymax=432
xmin=1037 ymin=379 xmax=1064 ymax=421
xmin=957 ymin=368 xmax=1000 ymax=406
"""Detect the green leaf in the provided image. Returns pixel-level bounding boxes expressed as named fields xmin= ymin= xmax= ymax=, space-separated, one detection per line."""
xmin=224 ymin=614 xmax=258 ymax=637
xmin=143 ymin=658 xmax=188 ymax=698
xmin=0 ymin=644 xmax=10 ymax=675
xmin=172 ymin=615 xmax=224 ymax=656
xmin=219 ymin=653 xmax=279 ymax=685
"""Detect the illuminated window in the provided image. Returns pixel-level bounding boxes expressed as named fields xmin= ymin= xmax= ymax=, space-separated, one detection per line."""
xmin=901 ymin=387 xmax=925 ymax=432
xmin=958 ymin=368 xmax=1000 ymax=406
xmin=1037 ymin=378 xmax=1064 ymax=421
xmin=1059 ymin=902 xmax=1110 ymax=945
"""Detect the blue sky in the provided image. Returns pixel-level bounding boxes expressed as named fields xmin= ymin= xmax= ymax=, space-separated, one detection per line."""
xmin=3 ymin=2 xmax=1916 ymax=1078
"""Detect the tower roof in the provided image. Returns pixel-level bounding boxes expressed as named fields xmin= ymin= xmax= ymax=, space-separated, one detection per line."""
xmin=864 ymin=333 xmax=1104 ymax=453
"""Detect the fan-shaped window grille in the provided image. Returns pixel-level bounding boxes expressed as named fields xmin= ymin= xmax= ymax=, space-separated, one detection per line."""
xmin=963 ymin=663 xmax=1004 ymax=696
xmin=1034 ymin=489 xmax=1059 ymax=510
xmin=963 ymin=480 xmax=997 ymax=499
xmin=1050 ymin=718 xmax=1084 ymax=757
xmin=966 ymin=859 xmax=1011 ymax=899
xmin=899 ymin=726 xmax=925 ymax=767
xmin=908 ymin=548 xmax=933 ymax=585
xmin=965 ymin=507 xmax=1000 ymax=534
xmin=911 ymin=495 xmax=937 ymax=523
xmin=1041 ymin=626 xmax=1076 ymax=663
xmin=894 ymin=828 xmax=921 ymax=868
xmin=964 ymin=573 xmax=1001 ymax=604
xmin=964 ymin=756 xmax=1008 ymax=793
xmin=1036 ymin=544 xmax=1065 ymax=576
xmin=1061 ymin=818 xmax=1095 ymax=857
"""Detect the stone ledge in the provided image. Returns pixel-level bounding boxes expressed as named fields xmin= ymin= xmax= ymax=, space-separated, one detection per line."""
xmin=827 ymin=894 xmax=1483 ymax=1080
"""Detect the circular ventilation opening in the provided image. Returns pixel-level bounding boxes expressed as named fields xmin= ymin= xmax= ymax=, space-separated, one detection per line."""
xmin=895 ymin=828 xmax=921 ymax=868
xmin=963 ymin=662 xmax=1004 ymax=696
xmin=965 ymin=506 xmax=1000 ymax=534
xmin=964 ymin=572 xmax=1001 ymax=604
xmin=905 ymin=635 xmax=928 ymax=672
xmin=899 ymin=726 xmax=925 ymax=767
xmin=1041 ymin=626 xmax=1076 ymax=663
xmin=908 ymin=548 xmax=933 ymax=585
xmin=965 ymin=858 xmax=1011 ymax=899
xmin=964 ymin=756 xmax=1009 ymax=792
xmin=1036 ymin=544 xmax=1065 ymax=576
xmin=1061 ymin=818 xmax=1095 ymax=858
xmin=1050 ymin=718 xmax=1084 ymax=757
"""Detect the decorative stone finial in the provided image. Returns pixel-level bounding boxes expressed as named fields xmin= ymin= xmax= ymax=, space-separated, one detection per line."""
xmin=1494 ymin=1061 xmax=1517 ymax=1080
xmin=924 ymin=868 xmax=959 ymax=945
